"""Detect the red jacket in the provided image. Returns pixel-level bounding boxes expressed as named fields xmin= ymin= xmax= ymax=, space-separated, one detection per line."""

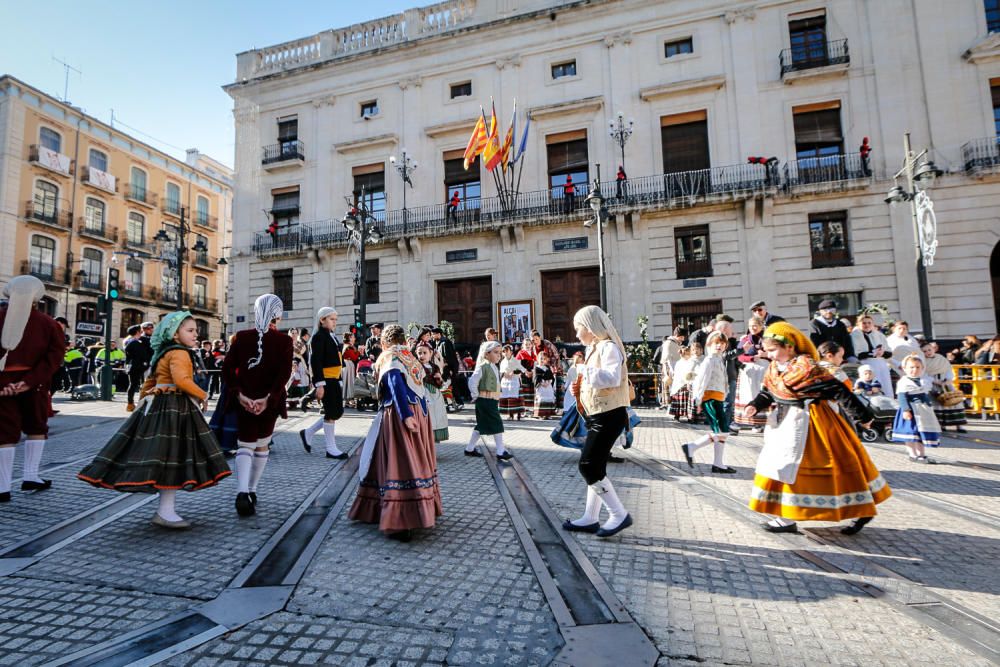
xmin=222 ymin=328 xmax=293 ymax=416
xmin=0 ymin=308 xmax=65 ymax=390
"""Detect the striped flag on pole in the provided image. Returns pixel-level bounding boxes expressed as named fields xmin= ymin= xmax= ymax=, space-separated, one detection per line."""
xmin=462 ymin=112 xmax=488 ymax=170
xmin=483 ymin=100 xmax=502 ymax=171
xmin=501 ymin=100 xmax=517 ymax=172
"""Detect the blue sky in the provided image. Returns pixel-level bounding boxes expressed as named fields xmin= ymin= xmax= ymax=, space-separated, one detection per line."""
xmin=1 ymin=1 xmax=417 ymax=168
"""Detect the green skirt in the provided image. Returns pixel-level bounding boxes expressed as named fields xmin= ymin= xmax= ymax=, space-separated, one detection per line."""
xmin=474 ymin=398 xmax=505 ymax=436
xmin=78 ymin=393 xmax=231 ymax=492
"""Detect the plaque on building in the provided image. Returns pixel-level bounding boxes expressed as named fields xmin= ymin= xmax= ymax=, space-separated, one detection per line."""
xmin=552 ymin=237 xmax=589 ymax=252
xmin=682 ymin=278 xmax=707 ymax=288
xmin=446 ymin=249 xmax=478 ymax=263
xmin=75 ymin=321 xmax=104 ymax=336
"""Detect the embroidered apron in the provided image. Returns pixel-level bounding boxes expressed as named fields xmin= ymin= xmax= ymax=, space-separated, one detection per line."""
xmin=755 ymin=400 xmax=812 ymax=484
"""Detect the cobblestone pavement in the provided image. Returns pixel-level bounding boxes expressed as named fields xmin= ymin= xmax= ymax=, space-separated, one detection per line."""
xmin=1 ymin=398 xmax=998 ymax=666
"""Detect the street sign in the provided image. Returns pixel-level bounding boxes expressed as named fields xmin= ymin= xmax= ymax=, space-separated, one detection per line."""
xmin=75 ymin=321 xmax=104 ymax=336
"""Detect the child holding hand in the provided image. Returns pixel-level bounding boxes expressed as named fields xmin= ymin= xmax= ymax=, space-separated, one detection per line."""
xmin=892 ymin=354 xmax=941 ymax=463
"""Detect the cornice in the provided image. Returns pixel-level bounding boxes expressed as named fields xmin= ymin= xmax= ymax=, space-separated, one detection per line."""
xmin=425 ymin=118 xmax=479 ymax=138
xmin=333 ymin=133 xmax=399 ymax=153
xmin=638 ymin=75 xmax=726 ymax=101
xmin=528 ymin=95 xmax=604 ymax=119
xmin=963 ymin=33 xmax=1000 ymax=63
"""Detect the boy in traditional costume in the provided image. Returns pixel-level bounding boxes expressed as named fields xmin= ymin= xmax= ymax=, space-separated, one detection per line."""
xmin=681 ymin=331 xmax=736 ymax=473
xmin=299 ymin=307 xmax=348 ymax=459
xmin=464 ymin=341 xmax=511 ymax=460
xmin=742 ymin=322 xmax=890 ymax=535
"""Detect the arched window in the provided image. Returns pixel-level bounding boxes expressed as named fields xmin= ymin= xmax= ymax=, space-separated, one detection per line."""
xmin=81 ymin=248 xmax=103 ymax=289
xmin=130 ymin=166 xmax=147 ymax=201
xmin=33 ymin=180 xmax=59 ymax=222
xmin=39 ymin=127 xmax=61 ymax=153
xmin=193 ymin=276 xmax=208 ymax=308
xmin=76 ymin=302 xmax=98 ymax=324
xmin=195 ymin=318 xmax=209 ymax=342
xmin=39 ymin=296 xmax=58 ymax=318
xmin=120 ymin=308 xmax=144 ymax=338
xmin=127 ymin=211 xmax=145 ymax=245
xmin=165 ymin=182 xmax=181 ymax=215
xmin=29 ymin=235 xmax=56 ymax=279
xmin=84 ymin=197 xmax=105 ymax=233
xmin=162 ymin=265 xmax=178 ymax=303
xmin=125 ymin=258 xmax=143 ymax=296
xmin=88 ymin=148 xmax=108 ymax=172
xmin=196 ymin=196 xmax=210 ymax=225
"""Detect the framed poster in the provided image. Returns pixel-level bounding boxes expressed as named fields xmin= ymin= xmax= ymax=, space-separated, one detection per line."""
xmin=497 ymin=300 xmax=534 ymax=346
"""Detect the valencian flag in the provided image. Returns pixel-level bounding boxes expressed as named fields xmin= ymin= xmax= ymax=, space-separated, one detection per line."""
xmin=501 ymin=100 xmax=516 ymax=172
xmin=482 ymin=101 xmax=503 ymax=171
xmin=462 ymin=111 xmax=487 ymax=170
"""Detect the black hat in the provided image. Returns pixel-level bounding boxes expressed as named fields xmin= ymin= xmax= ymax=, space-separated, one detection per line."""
xmin=127 ymin=324 xmax=141 ymax=335
xmin=817 ymin=299 xmax=837 ymax=310
xmin=749 ymin=301 xmax=766 ymax=311
xmin=370 ymin=322 xmax=383 ymax=329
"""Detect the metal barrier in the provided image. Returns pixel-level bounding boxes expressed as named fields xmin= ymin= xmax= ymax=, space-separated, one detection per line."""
xmin=953 ymin=365 xmax=1000 ymax=417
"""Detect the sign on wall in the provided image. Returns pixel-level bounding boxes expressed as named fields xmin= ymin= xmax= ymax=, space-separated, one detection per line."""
xmin=75 ymin=321 xmax=104 ymax=336
xmin=446 ymin=249 xmax=478 ymax=263
xmin=553 ymin=237 xmax=589 ymax=252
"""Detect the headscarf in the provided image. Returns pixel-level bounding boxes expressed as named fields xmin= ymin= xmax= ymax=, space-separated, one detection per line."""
xmin=572 ymin=305 xmax=626 ymax=359
xmin=313 ymin=306 xmax=338 ymax=338
xmin=0 ymin=275 xmax=45 ymax=372
xmin=763 ymin=321 xmax=818 ymax=360
xmin=148 ymin=310 xmax=193 ymax=371
xmin=247 ymin=293 xmax=283 ymax=369
xmin=477 ymin=341 xmax=502 ymax=367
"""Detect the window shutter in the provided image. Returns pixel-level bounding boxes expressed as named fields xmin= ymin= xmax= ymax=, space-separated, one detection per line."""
xmin=793 ymin=109 xmax=843 ymax=144
xmin=661 ymin=120 xmax=710 ymax=172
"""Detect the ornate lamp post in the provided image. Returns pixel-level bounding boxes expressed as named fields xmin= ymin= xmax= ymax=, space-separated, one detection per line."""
xmin=607 ymin=111 xmax=634 ymax=172
xmin=884 ymin=132 xmax=943 ymax=338
xmin=153 ymin=207 xmax=208 ymax=311
xmin=342 ymin=193 xmax=383 ymax=335
xmin=389 ymin=149 xmax=417 ymax=235
xmin=584 ymin=179 xmax=609 ymax=312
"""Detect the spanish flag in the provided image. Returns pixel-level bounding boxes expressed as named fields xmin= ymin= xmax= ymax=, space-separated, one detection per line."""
xmin=462 ymin=112 xmax=487 ymax=170
xmin=501 ymin=100 xmax=516 ymax=172
xmin=483 ymin=101 xmax=502 ymax=172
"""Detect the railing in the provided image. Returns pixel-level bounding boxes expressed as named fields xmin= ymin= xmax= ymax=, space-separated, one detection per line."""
xmin=262 ymin=140 xmax=305 ymax=165
xmin=77 ymin=218 xmax=120 ymax=244
xmin=191 ymin=251 xmax=218 ymax=269
xmin=783 ymin=152 xmax=870 ymax=189
xmin=28 ymin=144 xmax=73 ymax=176
xmin=123 ymin=237 xmax=158 ymax=255
xmin=253 ymin=225 xmax=314 ymax=258
xmin=189 ymin=296 xmax=220 ymax=313
xmin=961 ymin=136 xmax=1000 ymax=173
xmin=194 ymin=213 xmax=219 ymax=230
xmin=19 ymin=260 xmax=67 ymax=285
xmin=162 ymin=199 xmax=183 ymax=218
xmin=73 ymin=273 xmax=105 ymax=292
xmin=779 ymin=38 xmax=849 ymax=77
xmin=125 ymin=184 xmax=158 ymax=207
xmin=24 ymin=199 xmax=72 ymax=230
xmin=952 ymin=365 xmax=1000 ymax=416
xmin=122 ymin=284 xmax=157 ymax=301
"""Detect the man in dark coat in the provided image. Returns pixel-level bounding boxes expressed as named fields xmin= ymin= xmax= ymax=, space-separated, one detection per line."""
xmin=364 ymin=323 xmax=383 ymax=361
xmin=809 ymin=299 xmax=856 ymax=362
xmin=749 ymin=301 xmax=785 ymax=328
xmin=124 ymin=321 xmax=154 ymax=411
xmin=433 ymin=327 xmax=467 ymax=405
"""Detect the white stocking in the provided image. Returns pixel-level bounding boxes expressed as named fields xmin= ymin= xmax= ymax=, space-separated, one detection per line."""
xmin=570 ymin=485 xmax=602 ymax=526
xmin=466 ymin=430 xmax=481 ymax=452
xmin=157 ymin=489 xmax=182 ymax=522
xmin=249 ymin=450 xmax=269 ymax=492
xmin=0 ymin=447 xmax=14 ymax=494
xmin=493 ymin=433 xmax=506 ymax=456
xmin=235 ymin=443 xmax=254 ymax=493
xmin=712 ymin=438 xmax=728 ymax=467
xmin=305 ymin=416 xmax=324 ymax=438
xmin=591 ymin=477 xmax=628 ymax=531
xmin=23 ymin=439 xmax=45 ymax=483
xmin=688 ymin=434 xmax=712 ymax=454
xmin=323 ymin=422 xmax=342 ymax=456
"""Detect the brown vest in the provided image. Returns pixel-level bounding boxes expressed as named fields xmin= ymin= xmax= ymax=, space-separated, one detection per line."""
xmin=579 ymin=340 xmax=630 ymax=415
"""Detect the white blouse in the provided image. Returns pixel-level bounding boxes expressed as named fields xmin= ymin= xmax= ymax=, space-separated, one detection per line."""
xmin=578 ymin=340 xmax=625 ymax=390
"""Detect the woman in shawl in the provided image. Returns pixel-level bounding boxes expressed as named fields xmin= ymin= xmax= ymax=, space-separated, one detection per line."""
xmin=920 ymin=342 xmax=967 ymax=433
xmin=78 ymin=312 xmax=230 ymax=529
xmin=742 ymin=322 xmax=890 ymax=535
xmin=349 ymin=325 xmax=442 ymax=541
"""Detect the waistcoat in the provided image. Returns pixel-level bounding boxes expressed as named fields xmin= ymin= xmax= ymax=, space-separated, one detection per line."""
xmin=579 ymin=340 xmax=631 ymax=415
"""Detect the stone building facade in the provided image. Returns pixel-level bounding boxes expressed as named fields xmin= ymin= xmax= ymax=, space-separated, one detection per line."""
xmin=225 ymin=0 xmax=1000 ymax=345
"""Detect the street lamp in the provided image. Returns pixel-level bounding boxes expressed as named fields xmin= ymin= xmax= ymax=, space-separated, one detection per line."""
xmin=389 ymin=149 xmax=417 ymax=235
xmin=153 ymin=207 xmax=208 ymax=311
xmin=342 ymin=191 xmax=383 ymax=336
xmin=607 ymin=111 xmax=634 ymax=173
xmin=885 ymin=132 xmax=944 ymax=338
xmin=584 ymin=179 xmax=609 ymax=311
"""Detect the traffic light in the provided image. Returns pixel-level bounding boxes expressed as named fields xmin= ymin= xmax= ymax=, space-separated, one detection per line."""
xmin=354 ymin=308 xmax=363 ymax=330
xmin=106 ymin=267 xmax=120 ymax=300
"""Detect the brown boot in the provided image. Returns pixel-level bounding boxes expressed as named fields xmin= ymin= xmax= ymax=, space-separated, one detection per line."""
xmin=126 ymin=403 xmax=135 ymax=412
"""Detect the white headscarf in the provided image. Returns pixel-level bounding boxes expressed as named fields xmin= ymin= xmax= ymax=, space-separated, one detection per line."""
xmin=1 ymin=276 xmax=45 ymax=372
xmin=247 ymin=293 xmax=283 ymax=369
xmin=572 ymin=305 xmax=626 ymax=359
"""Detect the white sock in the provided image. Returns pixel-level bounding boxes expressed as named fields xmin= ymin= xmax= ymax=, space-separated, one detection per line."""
xmin=591 ymin=477 xmax=628 ymax=530
xmin=0 ymin=447 xmax=14 ymax=494
xmin=249 ymin=450 xmax=269 ymax=492
xmin=235 ymin=443 xmax=254 ymax=493
xmin=323 ymin=422 xmax=342 ymax=456
xmin=688 ymin=433 xmax=712 ymax=454
xmin=494 ymin=433 xmax=506 ymax=456
xmin=767 ymin=515 xmax=795 ymax=527
xmin=571 ymin=485 xmax=602 ymax=526
xmin=23 ymin=440 xmax=45 ymax=483
xmin=157 ymin=489 xmax=182 ymax=522
xmin=466 ymin=430 xmax=481 ymax=452
xmin=712 ymin=438 xmax=728 ymax=467
xmin=305 ymin=416 xmax=324 ymax=438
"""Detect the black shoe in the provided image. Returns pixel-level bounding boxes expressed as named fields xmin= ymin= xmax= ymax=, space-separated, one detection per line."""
xmin=326 ymin=452 xmax=348 ymax=460
xmin=711 ymin=466 xmax=737 ymax=474
xmin=681 ymin=444 xmax=694 ymax=468
xmin=956 ymin=427 xmax=968 ymax=433
xmin=596 ymin=514 xmax=633 ymax=538
xmin=454 ymin=402 xmax=465 ymax=412
xmin=496 ymin=451 xmax=513 ymax=461
xmin=562 ymin=519 xmax=600 ymax=533
xmin=762 ymin=521 xmax=798 ymax=533
xmin=21 ymin=479 xmax=52 ymax=492
xmin=729 ymin=428 xmax=740 ymax=436
xmin=249 ymin=492 xmax=257 ymax=506
xmin=464 ymin=449 xmax=483 ymax=458
xmin=387 ymin=529 xmax=412 ymax=542
xmin=608 ymin=455 xmax=626 ymax=463
xmin=841 ymin=516 xmax=873 ymax=535
xmin=299 ymin=429 xmax=312 ymax=454
xmin=0 ymin=491 xmax=10 ymax=503
xmin=235 ymin=492 xmax=255 ymax=517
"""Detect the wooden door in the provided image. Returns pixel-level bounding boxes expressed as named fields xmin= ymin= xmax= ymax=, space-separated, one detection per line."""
xmin=437 ymin=276 xmax=493 ymax=347
xmin=541 ymin=267 xmax=600 ymax=343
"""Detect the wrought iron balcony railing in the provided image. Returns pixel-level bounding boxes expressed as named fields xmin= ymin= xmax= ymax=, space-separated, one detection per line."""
xmin=253 ymin=226 xmax=314 ymax=258
xmin=961 ymin=136 xmax=1000 ymax=173
xmin=162 ymin=199 xmax=183 ymax=218
xmin=779 ymin=38 xmax=849 ymax=77
xmin=783 ymin=152 xmax=870 ymax=189
xmin=73 ymin=273 xmax=105 ymax=292
xmin=24 ymin=199 xmax=72 ymax=230
xmin=19 ymin=260 xmax=67 ymax=285
xmin=194 ymin=213 xmax=219 ymax=230
xmin=262 ymin=140 xmax=306 ymax=165
xmin=191 ymin=251 xmax=218 ymax=269
xmin=125 ymin=184 xmax=158 ymax=207
xmin=77 ymin=218 xmax=120 ymax=244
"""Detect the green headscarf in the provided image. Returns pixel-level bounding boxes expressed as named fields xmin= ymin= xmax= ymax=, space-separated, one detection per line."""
xmin=148 ymin=311 xmax=193 ymax=371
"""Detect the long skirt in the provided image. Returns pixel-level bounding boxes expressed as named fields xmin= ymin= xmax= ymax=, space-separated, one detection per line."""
xmin=208 ymin=382 xmax=239 ymax=454
xmin=734 ymin=362 xmax=768 ymax=428
xmin=519 ymin=376 xmax=534 ymax=405
xmin=892 ymin=403 xmax=941 ymax=446
xmin=534 ymin=383 xmax=557 ymax=418
xmin=668 ymin=386 xmax=698 ymax=422
xmin=348 ymin=403 xmax=442 ymax=533
xmin=474 ymin=398 xmax=505 ymax=435
xmin=499 ymin=396 xmax=524 ymax=417
xmin=78 ymin=393 xmax=231 ymax=492
xmin=343 ymin=360 xmax=356 ymax=400
xmin=749 ymin=402 xmax=891 ymax=522
xmin=426 ymin=386 xmax=449 ymax=442
xmin=933 ymin=400 xmax=967 ymax=427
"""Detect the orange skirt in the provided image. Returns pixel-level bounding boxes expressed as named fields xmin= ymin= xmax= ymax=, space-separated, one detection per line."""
xmin=749 ymin=401 xmax=891 ymax=522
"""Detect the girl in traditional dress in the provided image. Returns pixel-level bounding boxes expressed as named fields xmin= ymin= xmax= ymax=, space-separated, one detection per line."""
xmin=668 ymin=345 xmax=701 ymax=422
xmin=742 ymin=322 xmax=889 ymax=535
xmin=78 ymin=312 xmax=231 ymax=529
xmin=499 ymin=345 xmax=525 ymax=420
xmin=515 ymin=339 xmax=536 ymax=409
xmin=350 ymin=325 xmax=441 ymax=541
xmin=818 ymin=341 xmax=850 ymax=387
xmin=342 ymin=331 xmax=361 ymax=407
xmin=414 ymin=342 xmax=449 ymax=443
xmin=734 ymin=316 xmax=769 ymax=432
xmin=533 ymin=351 xmax=557 ymax=419
xmin=464 ymin=341 xmax=512 ymax=460
xmin=892 ymin=354 xmax=941 ymax=462
xmin=681 ymin=332 xmax=736 ymax=474
xmin=921 ymin=342 xmax=967 ymax=433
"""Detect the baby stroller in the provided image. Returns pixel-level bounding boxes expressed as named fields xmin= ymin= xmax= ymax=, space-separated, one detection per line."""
xmin=353 ymin=369 xmax=380 ymax=412
xmin=856 ymin=394 xmax=898 ymax=443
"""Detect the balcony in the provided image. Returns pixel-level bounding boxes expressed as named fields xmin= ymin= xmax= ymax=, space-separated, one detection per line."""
xmin=125 ymin=184 xmax=158 ymax=208
xmin=19 ymin=260 xmax=68 ymax=286
xmin=121 ymin=284 xmax=157 ymax=302
xmin=782 ymin=152 xmax=871 ymax=193
xmin=24 ymin=200 xmax=72 ymax=232
xmin=80 ymin=166 xmax=118 ymax=194
xmin=779 ymin=39 xmax=849 ymax=80
xmin=28 ymin=144 xmax=73 ymax=177
xmin=962 ymin=136 xmax=1000 ymax=176
xmin=162 ymin=200 xmax=183 ymax=219
xmin=189 ymin=295 xmax=220 ymax=314
xmin=72 ymin=273 xmax=105 ymax=293
xmin=193 ymin=212 xmax=219 ymax=230
xmin=77 ymin=218 xmax=120 ymax=244
xmin=262 ymin=140 xmax=305 ymax=169
xmin=253 ymin=225 xmax=314 ymax=258
xmin=191 ymin=250 xmax=218 ymax=270
xmin=122 ymin=236 xmax=158 ymax=256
